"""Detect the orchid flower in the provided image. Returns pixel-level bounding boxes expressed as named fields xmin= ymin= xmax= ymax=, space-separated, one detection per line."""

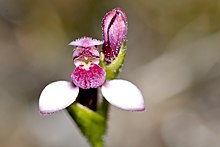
xmin=39 ymin=8 xmax=144 ymax=114
xmin=39 ymin=36 xmax=144 ymax=114
xmin=38 ymin=8 xmax=145 ymax=147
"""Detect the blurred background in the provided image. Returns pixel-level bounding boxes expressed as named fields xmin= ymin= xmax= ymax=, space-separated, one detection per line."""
xmin=1 ymin=0 xmax=220 ymax=146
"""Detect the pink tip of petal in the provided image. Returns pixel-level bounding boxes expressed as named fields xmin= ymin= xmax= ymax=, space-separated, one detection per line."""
xmin=69 ymin=37 xmax=103 ymax=47
xmin=101 ymin=79 xmax=145 ymax=111
xmin=39 ymin=110 xmax=54 ymax=116
xmin=39 ymin=81 xmax=79 ymax=115
xmin=130 ymin=107 xmax=146 ymax=112
xmin=71 ymin=63 xmax=106 ymax=89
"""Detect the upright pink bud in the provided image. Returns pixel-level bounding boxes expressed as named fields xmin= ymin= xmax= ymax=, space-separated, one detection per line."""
xmin=102 ymin=8 xmax=127 ymax=63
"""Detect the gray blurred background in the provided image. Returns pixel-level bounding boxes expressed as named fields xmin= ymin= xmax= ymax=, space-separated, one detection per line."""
xmin=1 ymin=0 xmax=220 ymax=147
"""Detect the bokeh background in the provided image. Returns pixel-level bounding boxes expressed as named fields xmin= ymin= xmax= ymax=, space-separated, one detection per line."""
xmin=1 ymin=0 xmax=220 ymax=146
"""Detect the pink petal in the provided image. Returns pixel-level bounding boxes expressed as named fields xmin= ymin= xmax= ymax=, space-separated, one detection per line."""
xmin=101 ymin=79 xmax=145 ymax=111
xmin=69 ymin=37 xmax=103 ymax=47
xmin=102 ymin=8 xmax=127 ymax=63
xmin=71 ymin=63 xmax=106 ymax=89
xmin=39 ymin=81 xmax=79 ymax=114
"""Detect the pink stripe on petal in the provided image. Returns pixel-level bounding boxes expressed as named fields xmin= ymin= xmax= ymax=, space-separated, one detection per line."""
xmin=39 ymin=81 xmax=79 ymax=114
xmin=71 ymin=63 xmax=106 ymax=89
xmin=101 ymin=79 xmax=145 ymax=111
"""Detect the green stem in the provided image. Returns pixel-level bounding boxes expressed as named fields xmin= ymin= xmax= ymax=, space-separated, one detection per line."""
xmin=67 ymin=103 xmax=108 ymax=147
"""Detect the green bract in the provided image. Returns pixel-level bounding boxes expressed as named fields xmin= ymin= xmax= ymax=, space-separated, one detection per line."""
xmin=100 ymin=41 xmax=127 ymax=80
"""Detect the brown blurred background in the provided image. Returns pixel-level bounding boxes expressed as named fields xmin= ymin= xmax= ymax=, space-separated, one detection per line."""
xmin=1 ymin=0 xmax=220 ymax=147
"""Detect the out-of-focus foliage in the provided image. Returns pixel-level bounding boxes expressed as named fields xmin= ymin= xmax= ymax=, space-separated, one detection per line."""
xmin=0 ymin=0 xmax=220 ymax=147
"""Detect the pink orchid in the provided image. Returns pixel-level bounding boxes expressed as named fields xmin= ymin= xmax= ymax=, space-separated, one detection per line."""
xmin=39 ymin=8 xmax=145 ymax=115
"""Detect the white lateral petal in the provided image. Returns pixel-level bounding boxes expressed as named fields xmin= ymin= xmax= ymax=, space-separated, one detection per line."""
xmin=39 ymin=81 xmax=79 ymax=114
xmin=101 ymin=79 xmax=145 ymax=111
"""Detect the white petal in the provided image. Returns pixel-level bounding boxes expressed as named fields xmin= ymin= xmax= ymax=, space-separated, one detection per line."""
xmin=101 ymin=79 xmax=145 ymax=111
xmin=39 ymin=81 xmax=79 ymax=114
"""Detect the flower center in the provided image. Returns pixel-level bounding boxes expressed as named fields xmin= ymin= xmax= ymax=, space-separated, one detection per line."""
xmin=73 ymin=47 xmax=100 ymax=67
